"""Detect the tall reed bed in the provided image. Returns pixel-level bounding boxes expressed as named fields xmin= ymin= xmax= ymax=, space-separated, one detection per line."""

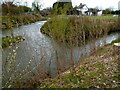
xmin=41 ymin=16 xmax=118 ymax=47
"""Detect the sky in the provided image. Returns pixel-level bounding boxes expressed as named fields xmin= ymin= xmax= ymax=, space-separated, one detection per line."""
xmin=11 ymin=0 xmax=120 ymax=10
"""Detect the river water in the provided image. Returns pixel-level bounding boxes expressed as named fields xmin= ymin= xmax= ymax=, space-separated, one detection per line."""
xmin=2 ymin=21 xmax=120 ymax=86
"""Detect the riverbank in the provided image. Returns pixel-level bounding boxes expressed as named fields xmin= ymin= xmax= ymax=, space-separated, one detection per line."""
xmin=2 ymin=14 xmax=47 ymax=29
xmin=38 ymin=39 xmax=119 ymax=88
xmin=41 ymin=15 xmax=119 ymax=47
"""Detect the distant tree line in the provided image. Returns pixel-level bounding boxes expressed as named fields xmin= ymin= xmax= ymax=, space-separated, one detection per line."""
xmin=2 ymin=0 xmax=42 ymax=15
xmin=103 ymin=8 xmax=120 ymax=14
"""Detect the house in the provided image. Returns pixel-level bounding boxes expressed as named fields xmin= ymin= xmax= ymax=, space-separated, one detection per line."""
xmin=77 ymin=3 xmax=103 ymax=16
xmin=97 ymin=10 xmax=103 ymax=16
xmin=85 ymin=9 xmax=103 ymax=16
xmin=77 ymin=3 xmax=89 ymax=15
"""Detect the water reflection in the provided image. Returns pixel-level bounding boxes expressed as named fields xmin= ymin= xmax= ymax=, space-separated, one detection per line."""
xmin=2 ymin=21 xmax=120 ymax=87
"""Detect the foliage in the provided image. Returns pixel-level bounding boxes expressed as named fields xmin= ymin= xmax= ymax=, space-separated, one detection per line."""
xmin=53 ymin=2 xmax=73 ymax=15
xmin=103 ymin=9 xmax=120 ymax=15
xmin=111 ymin=10 xmax=120 ymax=14
xmin=103 ymin=9 xmax=112 ymax=14
xmin=32 ymin=1 xmax=41 ymax=12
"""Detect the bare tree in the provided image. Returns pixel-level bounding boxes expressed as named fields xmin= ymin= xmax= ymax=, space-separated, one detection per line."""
xmin=2 ymin=0 xmax=16 ymax=4
xmin=32 ymin=0 xmax=42 ymax=12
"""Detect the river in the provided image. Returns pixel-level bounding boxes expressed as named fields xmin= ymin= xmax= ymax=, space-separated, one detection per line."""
xmin=2 ymin=21 xmax=120 ymax=87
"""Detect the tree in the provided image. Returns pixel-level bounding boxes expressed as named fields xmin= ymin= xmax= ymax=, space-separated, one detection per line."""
xmin=53 ymin=2 xmax=73 ymax=15
xmin=103 ymin=8 xmax=111 ymax=14
xmin=103 ymin=7 xmax=114 ymax=15
xmin=32 ymin=0 xmax=42 ymax=13
xmin=2 ymin=1 xmax=24 ymax=15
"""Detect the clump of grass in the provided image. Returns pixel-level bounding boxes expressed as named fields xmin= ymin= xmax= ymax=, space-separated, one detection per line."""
xmin=2 ymin=36 xmax=23 ymax=48
xmin=41 ymin=16 xmax=118 ymax=47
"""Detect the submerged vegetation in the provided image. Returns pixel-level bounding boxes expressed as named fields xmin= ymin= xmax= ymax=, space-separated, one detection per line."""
xmin=41 ymin=16 xmax=119 ymax=47
xmin=2 ymin=36 xmax=23 ymax=48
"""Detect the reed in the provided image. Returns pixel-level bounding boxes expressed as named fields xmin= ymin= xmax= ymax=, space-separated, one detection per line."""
xmin=41 ymin=16 xmax=119 ymax=47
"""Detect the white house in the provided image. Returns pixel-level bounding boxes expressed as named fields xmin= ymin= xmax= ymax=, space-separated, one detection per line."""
xmin=77 ymin=3 xmax=103 ymax=16
xmin=76 ymin=3 xmax=89 ymax=15
xmin=97 ymin=11 xmax=103 ymax=16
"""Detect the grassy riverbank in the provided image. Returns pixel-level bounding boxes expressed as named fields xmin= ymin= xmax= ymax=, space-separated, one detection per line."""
xmin=38 ymin=40 xmax=119 ymax=88
xmin=2 ymin=14 xmax=47 ymax=29
xmin=41 ymin=15 xmax=119 ymax=47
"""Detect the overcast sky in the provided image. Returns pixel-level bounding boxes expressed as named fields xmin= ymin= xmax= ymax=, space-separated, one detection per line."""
xmin=12 ymin=0 xmax=119 ymax=10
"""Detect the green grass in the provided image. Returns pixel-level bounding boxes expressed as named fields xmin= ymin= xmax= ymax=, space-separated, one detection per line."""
xmin=2 ymin=36 xmax=23 ymax=48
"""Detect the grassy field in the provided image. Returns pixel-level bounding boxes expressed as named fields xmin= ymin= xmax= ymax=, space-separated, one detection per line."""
xmin=37 ymin=39 xmax=119 ymax=88
xmin=2 ymin=14 xmax=47 ymax=29
xmin=41 ymin=15 xmax=119 ymax=47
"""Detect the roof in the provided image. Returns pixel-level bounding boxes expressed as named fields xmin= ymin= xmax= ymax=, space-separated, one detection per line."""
xmin=78 ymin=3 xmax=85 ymax=9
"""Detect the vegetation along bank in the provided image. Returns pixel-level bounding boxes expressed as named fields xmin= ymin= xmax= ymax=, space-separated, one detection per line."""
xmin=2 ymin=14 xmax=47 ymax=29
xmin=41 ymin=16 xmax=119 ymax=47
